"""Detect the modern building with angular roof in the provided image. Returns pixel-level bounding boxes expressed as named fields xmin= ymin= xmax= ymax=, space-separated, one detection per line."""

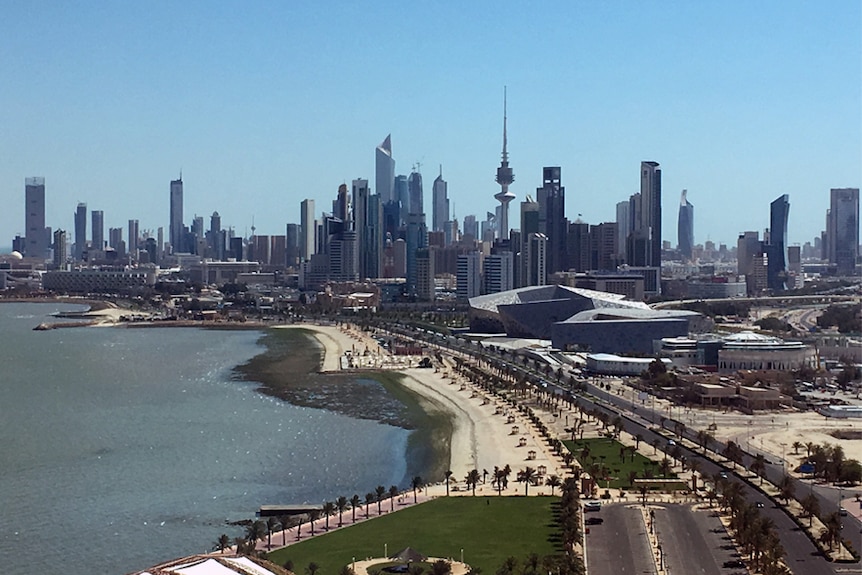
xmin=469 ymin=285 xmax=706 ymax=354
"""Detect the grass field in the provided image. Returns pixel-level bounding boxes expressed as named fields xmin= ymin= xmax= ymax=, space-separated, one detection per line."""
xmin=564 ymin=437 xmax=680 ymax=489
xmin=267 ymin=496 xmax=561 ymax=575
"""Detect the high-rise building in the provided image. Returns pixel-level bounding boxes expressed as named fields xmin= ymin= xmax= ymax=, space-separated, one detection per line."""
xmin=128 ymin=219 xmax=139 ymax=256
xmin=737 ymin=231 xmax=760 ymax=277
xmin=91 ymin=210 xmax=104 ymax=251
xmin=352 ymin=178 xmax=381 ymax=280
xmin=615 ymin=201 xmax=630 ymax=264
xmin=525 ymin=232 xmax=548 ymax=287
xmin=375 ymin=135 xmax=395 ymax=204
xmin=286 ymin=223 xmax=300 ymax=268
xmin=567 ymin=219 xmax=590 ymax=273
xmin=74 ymin=202 xmax=87 ymax=260
xmin=408 ymin=169 xmax=423 ymax=217
xmin=405 ymin=213 xmax=427 ymax=295
xmin=590 ymin=222 xmax=618 ymax=271
xmin=765 ymin=194 xmax=790 ymax=291
xmin=537 ymin=167 xmax=567 ymax=275
xmin=209 ymin=212 xmax=223 ymax=260
xmin=484 ymin=251 xmax=514 ymax=294
xmin=300 ymin=199 xmax=316 ymax=261
xmin=53 ymin=229 xmax=67 ymax=268
xmin=463 ymin=215 xmax=479 ymax=241
xmin=416 ymin=248 xmax=435 ymax=301
xmin=432 ymin=167 xmax=449 ymax=233
xmin=24 ymin=177 xmax=50 ymax=260
xmin=395 ymin=175 xmax=409 ymax=227
xmin=494 ymin=88 xmax=515 ymax=241
xmin=335 ymin=184 xmax=350 ymax=224
xmin=519 ymin=196 xmax=540 ymax=286
xmin=457 ymin=252 xmax=482 ymax=300
xmin=641 ymin=161 xmax=662 ymax=268
xmin=827 ymin=188 xmax=859 ymax=274
xmin=169 ymin=176 xmax=184 ymax=254
xmin=678 ymin=189 xmax=694 ymax=261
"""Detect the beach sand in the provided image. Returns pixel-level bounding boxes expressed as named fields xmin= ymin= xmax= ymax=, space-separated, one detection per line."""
xmin=275 ymin=323 xmax=566 ymax=493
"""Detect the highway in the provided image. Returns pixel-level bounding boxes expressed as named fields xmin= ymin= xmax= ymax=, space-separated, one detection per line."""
xmin=584 ymin=503 xmax=654 ymax=575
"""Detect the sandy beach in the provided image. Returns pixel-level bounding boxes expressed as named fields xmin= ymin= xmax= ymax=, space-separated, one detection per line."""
xmin=275 ymin=323 xmax=566 ymax=492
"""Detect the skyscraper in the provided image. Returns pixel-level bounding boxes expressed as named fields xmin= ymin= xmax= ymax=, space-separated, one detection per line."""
xmin=128 ymin=219 xmax=139 ymax=256
xmin=74 ymin=202 xmax=87 ymax=261
xmin=432 ymin=167 xmax=449 ymax=233
xmin=53 ymin=229 xmax=67 ymax=268
xmin=677 ymin=189 xmax=694 ymax=261
xmin=408 ymin=168 xmax=423 ymax=217
xmin=375 ymin=135 xmax=395 ymax=203
xmin=300 ymin=199 xmax=315 ymax=261
xmin=170 ymin=176 xmax=184 ymax=254
xmin=641 ymin=161 xmax=662 ymax=268
xmin=615 ymin=201 xmax=630 ymax=264
xmin=91 ymin=210 xmax=104 ymax=251
xmin=494 ymin=88 xmax=515 ymax=241
xmin=828 ymin=187 xmax=859 ymax=274
xmin=766 ymin=194 xmax=790 ymax=291
xmin=537 ymin=167 xmax=567 ymax=275
xmin=24 ymin=177 xmax=50 ymax=260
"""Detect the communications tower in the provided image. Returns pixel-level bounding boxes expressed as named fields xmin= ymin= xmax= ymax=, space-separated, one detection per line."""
xmin=494 ymin=87 xmax=515 ymax=241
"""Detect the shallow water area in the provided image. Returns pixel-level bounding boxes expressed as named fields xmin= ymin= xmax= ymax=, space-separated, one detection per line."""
xmin=0 ymin=303 xmax=410 ymax=575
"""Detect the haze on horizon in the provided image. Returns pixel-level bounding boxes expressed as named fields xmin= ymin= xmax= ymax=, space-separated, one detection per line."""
xmin=1 ymin=1 xmax=859 ymax=248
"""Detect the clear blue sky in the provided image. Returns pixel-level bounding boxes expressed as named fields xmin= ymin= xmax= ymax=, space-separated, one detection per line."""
xmin=2 ymin=1 xmax=859 ymax=249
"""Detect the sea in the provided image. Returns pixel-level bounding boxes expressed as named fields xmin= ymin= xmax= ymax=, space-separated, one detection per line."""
xmin=0 ymin=303 xmax=414 ymax=575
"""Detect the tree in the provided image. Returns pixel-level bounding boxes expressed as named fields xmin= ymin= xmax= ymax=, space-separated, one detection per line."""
xmin=801 ymin=492 xmax=821 ymax=527
xmin=279 ymin=515 xmax=293 ymax=546
xmin=389 ymin=485 xmax=399 ymax=511
xmin=791 ymin=441 xmax=802 ymax=455
xmin=266 ymin=516 xmax=279 ymax=549
xmin=431 ymin=559 xmax=452 ymax=575
xmin=295 ymin=514 xmax=304 ymax=541
xmin=245 ymin=520 xmax=267 ymax=552
xmin=517 ymin=466 xmax=537 ymax=496
xmin=308 ymin=562 xmax=321 ymax=575
xmin=445 ymin=470 xmax=453 ymax=496
xmin=546 ymin=474 xmax=561 ymax=496
xmin=308 ymin=509 xmax=321 ymax=535
xmin=375 ymin=485 xmax=387 ymax=515
xmin=751 ymin=454 xmax=767 ymax=485
xmin=213 ymin=533 xmax=231 ymax=554
xmin=466 ymin=469 xmax=481 ymax=496
xmin=412 ymin=476 xmax=423 ymax=503
xmin=322 ymin=501 xmax=335 ymax=530
xmin=336 ymin=496 xmax=348 ymax=527
xmin=820 ymin=512 xmax=843 ymax=550
xmin=350 ymin=494 xmax=361 ymax=523
xmin=635 ymin=433 xmax=643 ymax=450
xmin=778 ymin=475 xmax=795 ymax=504
xmin=365 ymin=492 xmax=375 ymax=518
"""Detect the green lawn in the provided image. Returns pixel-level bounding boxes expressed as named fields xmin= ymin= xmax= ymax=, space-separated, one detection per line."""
xmin=564 ymin=437 xmax=679 ymax=489
xmin=267 ymin=496 xmax=561 ymax=575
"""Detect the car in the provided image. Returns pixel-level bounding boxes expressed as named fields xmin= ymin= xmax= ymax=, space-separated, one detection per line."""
xmin=584 ymin=500 xmax=602 ymax=512
xmin=723 ymin=559 xmax=745 ymax=568
xmin=668 ymin=439 xmax=676 ymax=446
xmin=755 ymin=501 xmax=765 ymax=508
xmin=840 ymin=507 xmax=848 ymax=516
xmin=585 ymin=517 xmax=604 ymax=525
xmin=719 ymin=472 xmax=728 ymax=479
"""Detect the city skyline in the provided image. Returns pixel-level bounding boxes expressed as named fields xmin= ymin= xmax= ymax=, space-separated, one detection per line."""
xmin=1 ymin=2 xmax=859 ymax=248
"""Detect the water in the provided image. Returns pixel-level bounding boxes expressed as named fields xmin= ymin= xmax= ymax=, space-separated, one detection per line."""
xmin=0 ymin=303 xmax=411 ymax=575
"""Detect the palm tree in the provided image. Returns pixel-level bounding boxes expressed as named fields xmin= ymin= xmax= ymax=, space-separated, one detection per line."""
xmin=778 ymin=475 xmax=795 ymax=504
xmin=322 ymin=501 xmax=335 ymax=530
xmin=689 ymin=459 xmax=702 ymax=491
xmin=375 ymin=485 xmax=387 ymax=514
xmin=213 ymin=533 xmax=231 ymax=554
xmin=295 ymin=514 xmax=305 ymax=541
xmin=266 ymin=516 xmax=279 ymax=549
xmin=279 ymin=515 xmax=294 ymax=546
xmin=801 ymin=492 xmax=821 ymax=527
xmin=308 ymin=562 xmax=321 ymax=575
xmin=412 ymin=476 xmax=423 ymax=503
xmin=466 ymin=469 xmax=481 ymax=495
xmin=350 ymin=494 xmax=361 ymax=523
xmin=546 ymin=474 xmax=561 ymax=495
xmin=308 ymin=509 xmax=321 ymax=536
xmin=635 ymin=433 xmax=643 ymax=450
xmin=750 ymin=454 xmax=767 ymax=485
xmin=245 ymin=520 xmax=267 ymax=552
xmin=445 ymin=470 xmax=453 ymax=496
xmin=792 ymin=441 xmax=802 ymax=455
xmin=365 ymin=492 xmax=375 ymax=518
xmin=517 ymin=466 xmax=537 ymax=496
xmin=389 ymin=485 xmax=399 ymax=511
xmin=335 ymin=496 xmax=348 ymax=527
xmin=658 ymin=457 xmax=672 ymax=478
xmin=651 ymin=438 xmax=659 ymax=454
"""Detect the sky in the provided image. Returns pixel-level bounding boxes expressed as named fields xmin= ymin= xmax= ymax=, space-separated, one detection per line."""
xmin=2 ymin=1 xmax=860 ymax=250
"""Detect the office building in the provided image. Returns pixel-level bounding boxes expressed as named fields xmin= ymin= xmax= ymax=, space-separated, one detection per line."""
xmin=827 ymin=188 xmax=859 ymax=274
xmin=300 ymin=199 xmax=315 ymax=261
xmin=128 ymin=219 xmax=139 ymax=256
xmin=408 ymin=169 xmax=423 ymax=217
xmin=169 ymin=176 xmax=184 ymax=254
xmin=91 ymin=210 xmax=104 ymax=251
xmin=286 ymin=223 xmax=300 ymax=268
xmin=375 ymin=135 xmax=395 ymax=203
xmin=53 ymin=229 xmax=67 ymax=268
xmin=395 ymin=175 xmax=409 ymax=228
xmin=457 ymin=252 xmax=482 ymax=300
xmin=567 ymin=219 xmax=590 ymax=273
xmin=678 ymin=189 xmax=694 ymax=261
xmin=537 ymin=167 xmax=567 ymax=275
xmin=615 ymin=201 xmax=630 ymax=264
xmin=463 ymin=215 xmax=479 ymax=241
xmin=432 ymin=167 xmax=449 ymax=233
xmin=353 ymin=178 xmax=382 ymax=279
xmin=766 ymin=194 xmax=789 ymax=291
xmin=25 ymin=177 xmax=50 ymax=260
xmin=484 ymin=251 xmax=514 ymax=294
xmin=524 ymin=232 xmax=548 ymax=287
xmin=590 ymin=222 xmax=618 ymax=271
xmin=416 ymin=248 xmax=435 ymax=301
xmin=75 ymin=203 xmax=87 ymax=261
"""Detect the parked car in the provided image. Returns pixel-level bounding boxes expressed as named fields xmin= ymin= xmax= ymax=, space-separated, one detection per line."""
xmin=585 ymin=517 xmax=604 ymax=525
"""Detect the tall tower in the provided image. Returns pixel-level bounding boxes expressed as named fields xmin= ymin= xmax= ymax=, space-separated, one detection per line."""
xmin=24 ymin=177 xmax=50 ymax=260
xmin=494 ymin=88 xmax=515 ymax=241
xmin=74 ymin=202 xmax=87 ymax=261
xmin=169 ymin=175 xmax=184 ymax=254
xmin=766 ymin=194 xmax=790 ymax=291
xmin=376 ymin=135 xmax=395 ymax=204
xmin=300 ymin=199 xmax=316 ymax=261
xmin=640 ymin=161 xmax=662 ymax=268
xmin=828 ymin=187 xmax=859 ymax=274
xmin=91 ymin=210 xmax=104 ymax=251
xmin=677 ymin=189 xmax=694 ymax=261
xmin=537 ymin=167 xmax=566 ymax=275
xmin=432 ymin=166 xmax=449 ymax=233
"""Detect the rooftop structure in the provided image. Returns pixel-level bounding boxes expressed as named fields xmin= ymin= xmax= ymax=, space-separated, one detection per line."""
xmin=494 ymin=88 xmax=515 ymax=240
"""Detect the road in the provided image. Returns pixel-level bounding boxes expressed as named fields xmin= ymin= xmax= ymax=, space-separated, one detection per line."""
xmin=585 ymin=503 xmax=655 ymax=575
xmin=653 ymin=503 xmax=744 ymax=575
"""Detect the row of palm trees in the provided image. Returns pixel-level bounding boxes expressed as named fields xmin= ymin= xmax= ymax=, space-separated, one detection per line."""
xmin=712 ymin=475 xmax=790 ymax=575
xmin=214 ymin=477 xmax=425 ymax=556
